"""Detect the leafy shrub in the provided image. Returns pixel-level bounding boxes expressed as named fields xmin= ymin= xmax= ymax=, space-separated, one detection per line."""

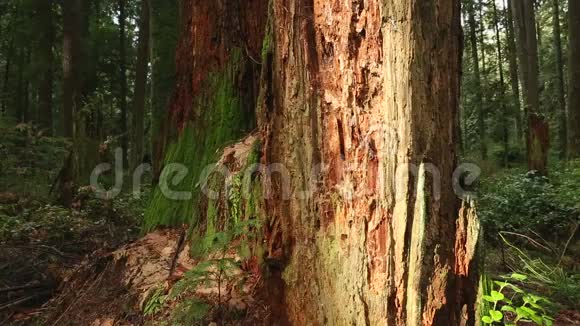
xmin=481 ymin=273 xmax=555 ymax=326
xmin=169 ymin=218 xmax=260 ymax=324
xmin=478 ymin=168 xmax=579 ymax=245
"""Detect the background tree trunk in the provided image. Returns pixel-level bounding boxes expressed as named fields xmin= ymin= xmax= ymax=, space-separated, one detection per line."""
xmin=511 ymin=0 xmax=549 ymax=174
xmin=552 ymin=0 xmax=567 ymax=159
xmin=60 ymin=0 xmax=83 ymax=205
xmin=15 ymin=45 xmax=24 ymax=122
xmin=0 ymin=38 xmax=13 ymax=118
xmin=131 ymin=0 xmax=150 ymax=171
xmin=118 ymin=0 xmax=128 ymax=165
xmin=62 ymin=0 xmax=81 ymax=138
xmin=149 ymin=0 xmax=179 ymax=182
xmin=492 ymin=0 xmax=509 ymax=167
xmin=568 ymin=0 xmax=580 ymax=157
xmin=505 ymin=0 xmax=523 ymax=146
xmin=37 ymin=0 xmax=54 ymax=135
xmin=468 ymin=0 xmax=487 ymax=160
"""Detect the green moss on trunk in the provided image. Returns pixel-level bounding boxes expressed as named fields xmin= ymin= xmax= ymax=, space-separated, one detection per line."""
xmin=144 ymin=49 xmax=256 ymax=232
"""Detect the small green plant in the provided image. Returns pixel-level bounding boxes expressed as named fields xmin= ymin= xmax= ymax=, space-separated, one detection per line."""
xmin=481 ymin=273 xmax=554 ymax=325
xmin=170 ymin=297 xmax=210 ymax=325
xmin=143 ymin=286 xmax=167 ymax=316
xmin=170 ymin=218 xmax=260 ymax=324
xmin=501 ymin=232 xmax=580 ymax=308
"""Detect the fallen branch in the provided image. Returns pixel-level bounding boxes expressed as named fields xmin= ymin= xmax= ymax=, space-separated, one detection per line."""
xmin=0 ymin=283 xmax=43 ymax=294
xmin=0 ymin=293 xmax=45 ymax=311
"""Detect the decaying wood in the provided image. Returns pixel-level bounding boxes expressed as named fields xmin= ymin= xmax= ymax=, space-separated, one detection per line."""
xmin=259 ymin=0 xmax=478 ymax=324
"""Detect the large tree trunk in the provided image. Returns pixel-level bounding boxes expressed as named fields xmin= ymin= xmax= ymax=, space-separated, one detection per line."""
xmin=131 ymin=0 xmax=150 ymax=171
xmin=261 ymin=0 xmax=478 ymax=324
xmin=569 ymin=0 xmax=580 ymax=157
xmin=467 ymin=0 xmax=487 ymax=160
xmin=37 ymin=0 xmax=54 ymax=135
xmin=147 ymin=0 xmax=479 ymax=324
xmin=511 ymin=0 xmax=549 ymax=174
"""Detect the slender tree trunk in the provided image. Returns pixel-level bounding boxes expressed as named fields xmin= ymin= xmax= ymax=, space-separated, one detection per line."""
xmin=150 ymin=0 xmax=179 ymax=182
xmin=16 ymin=46 xmax=24 ymax=122
xmin=1 ymin=38 xmax=13 ymax=117
xmin=118 ymin=0 xmax=128 ymax=165
xmin=37 ymin=0 xmax=54 ymax=135
xmin=93 ymin=0 xmax=104 ymax=140
xmin=569 ymin=0 xmax=580 ymax=157
xmin=131 ymin=0 xmax=150 ymax=171
xmin=23 ymin=48 xmax=30 ymax=122
xmin=60 ymin=0 xmax=84 ymax=205
xmin=511 ymin=0 xmax=549 ymax=174
xmin=493 ymin=0 xmax=509 ymax=167
xmin=478 ymin=0 xmax=487 ymax=75
xmin=62 ymin=0 xmax=82 ymax=138
xmin=552 ymin=0 xmax=567 ymax=158
xmin=82 ymin=0 xmax=98 ymax=138
xmin=505 ymin=0 xmax=523 ymax=145
xmin=15 ymin=46 xmax=30 ymax=123
xmin=536 ymin=1 xmax=546 ymax=109
xmin=468 ymin=0 xmax=487 ymax=160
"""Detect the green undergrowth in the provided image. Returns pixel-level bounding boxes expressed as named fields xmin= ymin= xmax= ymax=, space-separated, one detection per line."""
xmin=0 ymin=120 xmax=69 ymax=198
xmin=478 ymin=160 xmax=580 ymax=245
xmin=478 ymin=160 xmax=580 ymax=317
xmin=144 ymin=48 xmax=257 ymax=232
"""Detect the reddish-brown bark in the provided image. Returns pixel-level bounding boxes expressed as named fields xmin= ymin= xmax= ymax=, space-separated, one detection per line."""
xmin=258 ymin=0 xmax=478 ymax=324
xmin=161 ymin=0 xmax=479 ymax=324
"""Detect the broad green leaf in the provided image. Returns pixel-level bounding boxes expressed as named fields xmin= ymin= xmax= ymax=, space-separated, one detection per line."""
xmin=494 ymin=280 xmax=508 ymax=288
xmin=482 ymin=316 xmax=493 ymax=324
xmin=543 ymin=316 xmax=554 ymax=326
xmin=507 ymin=284 xmax=524 ymax=293
xmin=520 ymin=306 xmax=537 ymax=316
xmin=516 ymin=307 xmax=530 ymax=321
xmin=491 ymin=291 xmax=505 ymax=301
xmin=510 ymin=273 xmax=527 ymax=281
xmin=529 ymin=313 xmax=543 ymax=325
xmin=501 ymin=305 xmax=516 ymax=313
xmin=483 ymin=295 xmax=496 ymax=303
xmin=490 ymin=310 xmax=503 ymax=322
xmin=529 ymin=301 xmax=545 ymax=313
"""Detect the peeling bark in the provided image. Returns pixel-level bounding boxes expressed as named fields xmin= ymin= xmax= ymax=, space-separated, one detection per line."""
xmin=155 ymin=0 xmax=479 ymax=324
xmin=260 ymin=0 xmax=478 ymax=324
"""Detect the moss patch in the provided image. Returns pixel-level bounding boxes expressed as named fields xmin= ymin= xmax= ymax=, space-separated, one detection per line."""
xmin=143 ymin=48 xmax=256 ymax=232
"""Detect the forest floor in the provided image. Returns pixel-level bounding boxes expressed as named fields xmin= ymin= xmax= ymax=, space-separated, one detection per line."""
xmin=0 ymin=122 xmax=276 ymax=325
xmin=0 ymin=121 xmax=578 ymax=325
